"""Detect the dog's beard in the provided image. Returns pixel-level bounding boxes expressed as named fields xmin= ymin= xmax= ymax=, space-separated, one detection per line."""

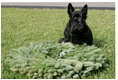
xmin=71 ymin=23 xmax=84 ymax=33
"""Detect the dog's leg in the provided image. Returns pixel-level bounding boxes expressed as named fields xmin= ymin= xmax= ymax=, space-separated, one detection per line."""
xmin=86 ymin=40 xmax=92 ymax=45
xmin=58 ymin=37 xmax=69 ymax=43
xmin=58 ymin=38 xmax=64 ymax=43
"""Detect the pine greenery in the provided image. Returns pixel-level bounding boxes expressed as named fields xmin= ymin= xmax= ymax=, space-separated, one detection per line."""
xmin=6 ymin=41 xmax=108 ymax=79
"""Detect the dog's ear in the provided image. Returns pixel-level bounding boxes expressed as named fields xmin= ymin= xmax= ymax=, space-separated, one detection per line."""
xmin=81 ymin=4 xmax=88 ymax=19
xmin=68 ymin=3 xmax=75 ymax=17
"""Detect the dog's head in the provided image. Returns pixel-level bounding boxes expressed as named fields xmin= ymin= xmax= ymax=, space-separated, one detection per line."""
xmin=67 ymin=3 xmax=88 ymax=32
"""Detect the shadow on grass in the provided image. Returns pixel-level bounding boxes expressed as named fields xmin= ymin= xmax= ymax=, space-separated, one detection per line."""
xmin=81 ymin=67 xmax=108 ymax=79
xmin=93 ymin=38 xmax=105 ymax=47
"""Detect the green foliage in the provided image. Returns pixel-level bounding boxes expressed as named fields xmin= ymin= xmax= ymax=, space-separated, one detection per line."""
xmin=6 ymin=41 xmax=108 ymax=79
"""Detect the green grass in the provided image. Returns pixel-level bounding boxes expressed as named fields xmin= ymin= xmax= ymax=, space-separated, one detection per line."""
xmin=1 ymin=8 xmax=115 ymax=79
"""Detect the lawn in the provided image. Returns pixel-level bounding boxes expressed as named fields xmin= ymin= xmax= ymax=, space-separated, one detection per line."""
xmin=1 ymin=8 xmax=115 ymax=79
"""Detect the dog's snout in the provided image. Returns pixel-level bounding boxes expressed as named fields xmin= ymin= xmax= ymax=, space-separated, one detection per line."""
xmin=79 ymin=26 xmax=84 ymax=30
xmin=77 ymin=25 xmax=84 ymax=31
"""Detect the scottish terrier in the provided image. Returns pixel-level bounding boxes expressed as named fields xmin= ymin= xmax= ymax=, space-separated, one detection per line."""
xmin=59 ymin=3 xmax=93 ymax=45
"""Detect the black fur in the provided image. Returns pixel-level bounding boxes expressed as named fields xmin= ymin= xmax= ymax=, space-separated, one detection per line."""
xmin=59 ymin=3 xmax=93 ymax=45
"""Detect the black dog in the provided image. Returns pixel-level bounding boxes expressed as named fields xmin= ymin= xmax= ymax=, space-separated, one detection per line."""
xmin=59 ymin=3 xmax=93 ymax=45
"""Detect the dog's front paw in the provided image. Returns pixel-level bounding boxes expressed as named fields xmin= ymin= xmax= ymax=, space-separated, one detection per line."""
xmin=58 ymin=38 xmax=64 ymax=43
